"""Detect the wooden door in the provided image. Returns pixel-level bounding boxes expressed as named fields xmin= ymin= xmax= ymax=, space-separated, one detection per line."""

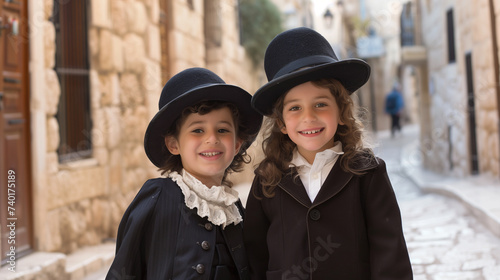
xmin=0 ymin=0 xmax=32 ymax=264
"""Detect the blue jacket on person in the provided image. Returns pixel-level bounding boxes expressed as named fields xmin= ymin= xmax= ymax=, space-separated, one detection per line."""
xmin=385 ymin=88 xmax=404 ymax=115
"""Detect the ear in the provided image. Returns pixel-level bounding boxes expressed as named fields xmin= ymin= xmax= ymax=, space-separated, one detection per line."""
xmin=280 ymin=126 xmax=288 ymax=134
xmin=337 ymin=105 xmax=346 ymax=125
xmin=165 ymin=136 xmax=180 ymax=155
xmin=234 ymin=138 xmax=244 ymax=154
xmin=278 ymin=120 xmax=288 ymax=134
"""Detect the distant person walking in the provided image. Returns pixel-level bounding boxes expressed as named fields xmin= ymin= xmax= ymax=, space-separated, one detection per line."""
xmin=385 ymin=84 xmax=404 ymax=137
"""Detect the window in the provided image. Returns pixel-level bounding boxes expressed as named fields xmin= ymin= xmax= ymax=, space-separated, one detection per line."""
xmin=400 ymin=2 xmax=415 ymax=46
xmin=53 ymin=0 xmax=92 ymax=162
xmin=446 ymin=9 xmax=456 ymax=63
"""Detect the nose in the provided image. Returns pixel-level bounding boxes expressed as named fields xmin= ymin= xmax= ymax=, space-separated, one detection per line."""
xmin=302 ymin=107 xmax=317 ymax=122
xmin=205 ymin=130 xmax=220 ymax=144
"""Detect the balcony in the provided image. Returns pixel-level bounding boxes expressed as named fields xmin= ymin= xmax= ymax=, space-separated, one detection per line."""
xmin=400 ymin=2 xmax=427 ymax=65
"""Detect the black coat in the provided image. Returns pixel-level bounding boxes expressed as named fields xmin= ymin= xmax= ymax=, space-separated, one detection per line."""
xmin=243 ymin=157 xmax=413 ymax=280
xmin=106 ymin=178 xmax=249 ymax=280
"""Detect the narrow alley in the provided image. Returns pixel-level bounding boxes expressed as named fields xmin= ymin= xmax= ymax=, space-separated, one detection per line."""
xmin=374 ymin=125 xmax=500 ymax=279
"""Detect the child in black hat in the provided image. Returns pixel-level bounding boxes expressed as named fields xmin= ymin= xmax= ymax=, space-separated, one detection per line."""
xmin=106 ymin=67 xmax=262 ymax=280
xmin=244 ymin=27 xmax=412 ymax=279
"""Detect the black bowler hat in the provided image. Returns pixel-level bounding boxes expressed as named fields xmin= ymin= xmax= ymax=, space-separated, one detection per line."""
xmin=252 ymin=27 xmax=371 ymax=115
xmin=144 ymin=67 xmax=263 ymax=167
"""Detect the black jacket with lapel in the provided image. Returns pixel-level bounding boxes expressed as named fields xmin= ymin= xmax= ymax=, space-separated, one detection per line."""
xmin=106 ymin=178 xmax=249 ymax=280
xmin=243 ymin=157 xmax=412 ymax=280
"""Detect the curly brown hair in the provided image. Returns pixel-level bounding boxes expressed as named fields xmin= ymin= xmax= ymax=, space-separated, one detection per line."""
xmin=255 ymin=78 xmax=376 ymax=197
xmin=159 ymin=101 xmax=253 ymax=187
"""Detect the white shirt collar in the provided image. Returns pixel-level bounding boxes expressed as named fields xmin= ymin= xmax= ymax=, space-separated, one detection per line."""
xmin=290 ymin=141 xmax=344 ymax=168
xmin=289 ymin=142 xmax=344 ymax=202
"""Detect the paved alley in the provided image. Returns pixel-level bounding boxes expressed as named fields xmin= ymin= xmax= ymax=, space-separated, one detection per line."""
xmin=374 ymin=126 xmax=500 ymax=279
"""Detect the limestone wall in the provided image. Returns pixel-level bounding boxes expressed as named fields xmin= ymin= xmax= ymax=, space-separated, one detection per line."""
xmin=34 ymin=0 xmax=161 ymax=253
xmin=420 ymin=0 xmax=499 ymax=176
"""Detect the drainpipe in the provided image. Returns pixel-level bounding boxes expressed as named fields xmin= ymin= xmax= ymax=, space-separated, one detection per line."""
xmin=488 ymin=0 xmax=500 ymax=176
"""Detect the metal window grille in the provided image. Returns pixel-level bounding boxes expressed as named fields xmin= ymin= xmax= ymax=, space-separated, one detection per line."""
xmin=53 ymin=0 xmax=92 ymax=162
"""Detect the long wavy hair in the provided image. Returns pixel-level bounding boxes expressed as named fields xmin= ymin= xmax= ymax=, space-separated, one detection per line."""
xmin=159 ymin=101 xmax=253 ymax=187
xmin=255 ymin=78 xmax=376 ymax=197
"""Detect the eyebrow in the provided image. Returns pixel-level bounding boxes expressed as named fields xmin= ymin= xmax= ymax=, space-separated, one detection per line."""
xmin=283 ymin=98 xmax=298 ymax=107
xmin=283 ymin=95 xmax=332 ymax=106
xmin=186 ymin=120 xmax=234 ymax=127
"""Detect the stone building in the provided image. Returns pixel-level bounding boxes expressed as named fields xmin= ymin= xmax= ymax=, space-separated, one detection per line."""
xmin=0 ymin=0 xmax=260 ymax=278
xmin=402 ymin=0 xmax=500 ymax=177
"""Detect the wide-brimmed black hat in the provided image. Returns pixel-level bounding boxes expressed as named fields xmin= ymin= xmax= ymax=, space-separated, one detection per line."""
xmin=252 ymin=27 xmax=371 ymax=115
xmin=144 ymin=67 xmax=263 ymax=167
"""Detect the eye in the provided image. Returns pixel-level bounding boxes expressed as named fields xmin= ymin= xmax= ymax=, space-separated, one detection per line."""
xmin=315 ymin=102 xmax=327 ymax=108
xmin=288 ymin=105 xmax=300 ymax=111
xmin=218 ymin=128 xmax=230 ymax=133
xmin=192 ymin=129 xmax=204 ymax=133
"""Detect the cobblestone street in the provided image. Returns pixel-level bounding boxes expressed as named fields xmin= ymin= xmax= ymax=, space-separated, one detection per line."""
xmin=375 ymin=126 xmax=500 ymax=280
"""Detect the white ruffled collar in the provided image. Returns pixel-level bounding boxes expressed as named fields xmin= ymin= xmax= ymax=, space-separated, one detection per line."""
xmin=168 ymin=169 xmax=242 ymax=228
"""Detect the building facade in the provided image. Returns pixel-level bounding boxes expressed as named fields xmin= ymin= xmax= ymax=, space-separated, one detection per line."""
xmin=403 ymin=0 xmax=500 ymax=177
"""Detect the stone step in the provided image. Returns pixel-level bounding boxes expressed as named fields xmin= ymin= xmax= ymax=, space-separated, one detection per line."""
xmin=0 ymin=242 xmax=115 ymax=280
xmin=65 ymin=243 xmax=115 ymax=280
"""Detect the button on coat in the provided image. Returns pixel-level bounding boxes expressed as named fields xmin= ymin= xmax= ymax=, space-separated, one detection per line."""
xmin=205 ymin=223 xmax=213 ymax=231
xmin=201 ymin=241 xmax=210 ymax=251
xmin=309 ymin=209 xmax=321 ymax=221
xmin=195 ymin=264 xmax=205 ymax=274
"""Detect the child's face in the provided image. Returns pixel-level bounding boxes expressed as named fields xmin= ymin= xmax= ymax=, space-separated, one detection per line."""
xmin=281 ymin=81 xmax=344 ymax=164
xmin=165 ymin=107 xmax=243 ymax=187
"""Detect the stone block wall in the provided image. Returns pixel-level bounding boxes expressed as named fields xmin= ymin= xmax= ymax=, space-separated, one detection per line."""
xmin=37 ymin=0 xmax=162 ymax=254
xmin=168 ymin=0 xmax=205 ymax=72
xmin=420 ymin=0 xmax=500 ymax=176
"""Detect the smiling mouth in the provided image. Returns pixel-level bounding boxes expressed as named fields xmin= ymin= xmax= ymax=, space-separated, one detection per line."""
xmin=200 ymin=152 xmax=222 ymax=157
xmin=299 ymin=128 xmax=323 ymax=135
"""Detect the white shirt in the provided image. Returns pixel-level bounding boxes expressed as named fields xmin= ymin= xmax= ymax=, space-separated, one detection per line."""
xmin=290 ymin=142 xmax=344 ymax=203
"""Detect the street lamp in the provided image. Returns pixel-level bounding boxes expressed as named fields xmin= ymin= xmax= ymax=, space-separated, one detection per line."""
xmin=323 ymin=8 xmax=333 ymax=28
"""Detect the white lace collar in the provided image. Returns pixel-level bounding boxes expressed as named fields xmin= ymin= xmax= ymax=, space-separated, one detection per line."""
xmin=168 ymin=169 xmax=242 ymax=228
